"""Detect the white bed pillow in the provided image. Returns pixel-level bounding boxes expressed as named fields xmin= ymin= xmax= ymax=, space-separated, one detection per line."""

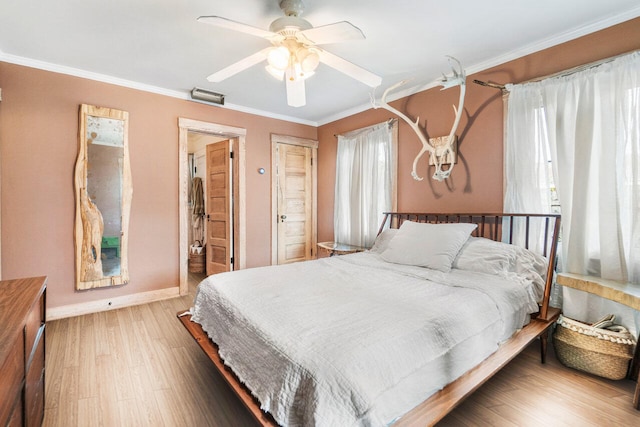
xmin=369 ymin=228 xmax=398 ymax=253
xmin=453 ymin=237 xmax=516 ymax=275
xmin=380 ymin=221 xmax=477 ymax=272
xmin=453 ymin=237 xmax=548 ymax=292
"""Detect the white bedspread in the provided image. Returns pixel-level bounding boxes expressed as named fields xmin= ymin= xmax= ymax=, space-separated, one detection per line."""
xmin=191 ymin=251 xmax=541 ymax=426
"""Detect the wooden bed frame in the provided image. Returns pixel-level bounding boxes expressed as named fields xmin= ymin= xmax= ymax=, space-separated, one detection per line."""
xmin=178 ymin=212 xmax=562 ymax=426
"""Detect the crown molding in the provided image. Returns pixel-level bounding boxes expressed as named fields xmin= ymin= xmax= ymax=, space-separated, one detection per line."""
xmin=0 ymin=52 xmax=318 ymax=127
xmin=2 ymin=6 xmax=638 ymax=129
xmin=316 ymin=7 xmax=640 ymax=126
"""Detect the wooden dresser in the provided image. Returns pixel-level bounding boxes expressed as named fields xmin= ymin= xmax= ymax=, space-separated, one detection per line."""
xmin=0 ymin=277 xmax=47 ymax=427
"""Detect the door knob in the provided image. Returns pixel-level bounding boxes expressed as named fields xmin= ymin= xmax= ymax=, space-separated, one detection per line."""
xmin=280 ymin=215 xmax=287 ymax=222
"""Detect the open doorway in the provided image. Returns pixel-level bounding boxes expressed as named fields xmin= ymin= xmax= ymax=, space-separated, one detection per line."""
xmin=178 ymin=118 xmax=246 ymax=296
xmin=188 ymin=134 xmax=234 ymax=276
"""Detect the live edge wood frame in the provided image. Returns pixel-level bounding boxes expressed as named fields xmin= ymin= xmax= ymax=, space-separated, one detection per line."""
xmin=178 ymin=212 xmax=562 ymax=426
xmin=74 ymin=104 xmax=132 ymax=290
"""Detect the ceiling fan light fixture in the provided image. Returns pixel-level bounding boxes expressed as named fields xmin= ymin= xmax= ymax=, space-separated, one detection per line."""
xmin=265 ymin=65 xmax=285 ymax=80
xmin=199 ymin=0 xmax=381 ymax=108
xmin=297 ymin=47 xmax=320 ymax=73
xmin=267 ymin=46 xmax=290 ymax=70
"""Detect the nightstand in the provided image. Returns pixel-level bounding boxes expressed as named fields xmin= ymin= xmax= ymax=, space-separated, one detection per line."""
xmin=317 ymin=241 xmax=367 ymax=256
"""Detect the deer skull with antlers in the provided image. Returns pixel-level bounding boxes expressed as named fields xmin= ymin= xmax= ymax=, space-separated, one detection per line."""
xmin=372 ymin=57 xmax=466 ymax=181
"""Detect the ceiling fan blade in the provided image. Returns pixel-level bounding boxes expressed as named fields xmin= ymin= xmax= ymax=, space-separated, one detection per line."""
xmin=296 ymin=21 xmax=365 ymax=45
xmin=317 ymin=50 xmax=382 ymax=87
xmin=198 ymin=16 xmax=282 ymax=42
xmin=285 ymin=69 xmax=306 ymax=107
xmin=207 ymin=48 xmax=271 ymax=82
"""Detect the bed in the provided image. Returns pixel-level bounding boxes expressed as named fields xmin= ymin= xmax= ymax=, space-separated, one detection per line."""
xmin=178 ymin=212 xmax=561 ymax=426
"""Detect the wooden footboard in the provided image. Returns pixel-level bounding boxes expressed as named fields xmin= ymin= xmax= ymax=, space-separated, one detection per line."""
xmin=393 ymin=307 xmax=561 ymax=426
xmin=178 ymin=307 xmax=560 ymax=426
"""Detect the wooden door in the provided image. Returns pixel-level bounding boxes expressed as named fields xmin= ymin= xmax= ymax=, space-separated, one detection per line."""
xmin=206 ymin=140 xmax=232 ymax=274
xmin=277 ymin=143 xmax=313 ymax=264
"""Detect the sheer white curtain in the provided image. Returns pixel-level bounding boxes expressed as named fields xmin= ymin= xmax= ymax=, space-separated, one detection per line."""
xmin=334 ymin=121 xmax=395 ymax=248
xmin=504 ymin=87 xmax=555 ymax=253
xmin=505 ymin=51 xmax=640 ymax=333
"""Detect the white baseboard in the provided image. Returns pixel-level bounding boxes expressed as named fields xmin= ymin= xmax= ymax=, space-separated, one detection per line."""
xmin=47 ymin=286 xmax=180 ymax=321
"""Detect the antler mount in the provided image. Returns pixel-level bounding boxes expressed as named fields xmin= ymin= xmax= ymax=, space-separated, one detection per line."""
xmin=373 ymin=57 xmax=466 ymax=181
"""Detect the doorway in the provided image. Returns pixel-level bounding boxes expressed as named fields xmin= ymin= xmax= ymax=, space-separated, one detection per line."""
xmin=271 ymin=134 xmax=318 ymax=265
xmin=178 ymin=118 xmax=246 ymax=296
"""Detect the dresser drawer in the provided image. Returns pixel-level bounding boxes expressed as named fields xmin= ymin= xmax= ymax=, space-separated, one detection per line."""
xmin=0 ymin=332 xmax=25 ymax=425
xmin=0 ymin=277 xmax=47 ymax=427
xmin=25 ymin=292 xmax=45 ymax=365
xmin=25 ymin=326 xmax=45 ymax=427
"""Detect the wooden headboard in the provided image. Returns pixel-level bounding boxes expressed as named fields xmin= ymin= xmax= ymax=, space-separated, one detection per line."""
xmin=378 ymin=212 xmax=561 ymax=320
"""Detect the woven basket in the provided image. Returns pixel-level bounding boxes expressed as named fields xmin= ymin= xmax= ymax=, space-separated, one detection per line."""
xmin=553 ymin=314 xmax=636 ymax=380
xmin=189 ymin=252 xmax=205 ymax=273
xmin=189 ymin=241 xmax=206 ymax=274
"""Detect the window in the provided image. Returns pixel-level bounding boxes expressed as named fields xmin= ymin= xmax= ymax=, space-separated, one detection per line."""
xmin=334 ymin=120 xmax=397 ymax=248
xmin=505 ymin=51 xmax=640 ymax=284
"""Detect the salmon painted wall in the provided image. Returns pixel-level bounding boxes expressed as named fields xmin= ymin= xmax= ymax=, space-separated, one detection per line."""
xmin=1 ymin=17 xmax=638 ymax=310
xmin=0 ymin=63 xmax=316 ymax=308
xmin=316 ymin=17 xmax=640 ymax=243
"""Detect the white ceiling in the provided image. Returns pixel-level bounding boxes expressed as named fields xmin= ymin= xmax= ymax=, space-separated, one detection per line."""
xmin=1 ymin=1 xmax=639 ymax=126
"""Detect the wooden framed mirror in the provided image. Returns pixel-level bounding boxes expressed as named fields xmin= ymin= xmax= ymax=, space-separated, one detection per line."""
xmin=74 ymin=104 xmax=132 ymax=290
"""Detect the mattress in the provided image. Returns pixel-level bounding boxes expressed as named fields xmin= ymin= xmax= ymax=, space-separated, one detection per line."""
xmin=191 ymin=251 xmax=541 ymax=426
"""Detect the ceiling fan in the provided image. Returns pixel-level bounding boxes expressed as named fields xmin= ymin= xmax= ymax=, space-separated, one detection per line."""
xmin=198 ymin=0 xmax=382 ymax=107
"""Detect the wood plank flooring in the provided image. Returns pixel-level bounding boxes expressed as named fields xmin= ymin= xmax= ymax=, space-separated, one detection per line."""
xmin=44 ymin=272 xmax=258 ymax=427
xmin=44 ymin=273 xmax=639 ymax=426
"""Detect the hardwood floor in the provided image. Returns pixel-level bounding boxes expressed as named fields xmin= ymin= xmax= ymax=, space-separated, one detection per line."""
xmin=437 ymin=344 xmax=638 ymax=426
xmin=44 ymin=272 xmax=259 ymax=427
xmin=44 ymin=273 xmax=639 ymax=426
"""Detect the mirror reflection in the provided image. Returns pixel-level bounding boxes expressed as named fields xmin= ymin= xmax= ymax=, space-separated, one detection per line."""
xmin=75 ymin=104 xmax=131 ymax=290
xmin=86 ymin=116 xmax=124 ymax=277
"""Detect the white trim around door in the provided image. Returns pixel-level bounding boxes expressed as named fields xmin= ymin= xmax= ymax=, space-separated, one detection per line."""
xmin=178 ymin=118 xmax=246 ymax=296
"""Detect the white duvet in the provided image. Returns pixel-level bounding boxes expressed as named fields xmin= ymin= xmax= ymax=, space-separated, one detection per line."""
xmin=191 ymin=251 xmax=541 ymax=426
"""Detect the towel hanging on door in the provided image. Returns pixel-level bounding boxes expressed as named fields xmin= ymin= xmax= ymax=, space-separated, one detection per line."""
xmin=191 ymin=177 xmax=205 ymax=243
xmin=191 ymin=177 xmax=204 ymax=217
